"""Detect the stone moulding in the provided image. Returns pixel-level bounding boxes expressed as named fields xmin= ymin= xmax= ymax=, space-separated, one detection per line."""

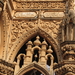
xmin=13 ymin=11 xmax=64 ymax=19
xmin=16 ymin=62 xmax=49 ymax=75
xmin=14 ymin=12 xmax=37 ymax=18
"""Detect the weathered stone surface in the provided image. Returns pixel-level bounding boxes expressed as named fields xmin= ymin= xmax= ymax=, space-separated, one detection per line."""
xmin=0 ymin=0 xmax=75 ymax=75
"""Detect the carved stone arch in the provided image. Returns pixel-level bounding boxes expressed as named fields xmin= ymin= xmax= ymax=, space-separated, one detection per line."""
xmin=32 ymin=46 xmax=41 ymax=52
xmin=7 ymin=28 xmax=62 ymax=63
xmin=16 ymin=62 xmax=50 ymax=75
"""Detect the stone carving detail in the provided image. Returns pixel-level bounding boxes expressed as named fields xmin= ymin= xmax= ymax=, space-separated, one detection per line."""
xmin=62 ymin=0 xmax=75 ymax=41
xmin=14 ymin=36 xmax=54 ymax=75
xmin=0 ymin=0 xmax=4 ymax=14
xmin=15 ymin=2 xmax=65 ymax=9
xmin=40 ymin=20 xmax=62 ymax=43
xmin=61 ymin=45 xmax=75 ymax=60
xmin=54 ymin=62 xmax=75 ymax=75
xmin=11 ymin=20 xmax=37 ymax=42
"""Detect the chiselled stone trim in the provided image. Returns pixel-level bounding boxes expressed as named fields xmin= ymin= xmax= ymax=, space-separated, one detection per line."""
xmin=0 ymin=59 xmax=15 ymax=75
xmin=16 ymin=62 xmax=49 ymax=75
xmin=15 ymin=1 xmax=65 ymax=10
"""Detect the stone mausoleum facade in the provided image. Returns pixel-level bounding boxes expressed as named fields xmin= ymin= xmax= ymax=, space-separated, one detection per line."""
xmin=0 ymin=0 xmax=75 ymax=75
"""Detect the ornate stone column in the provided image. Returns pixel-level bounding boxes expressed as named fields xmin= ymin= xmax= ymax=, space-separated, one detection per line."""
xmin=40 ymin=39 xmax=47 ymax=66
xmin=46 ymin=46 xmax=54 ymax=75
xmin=55 ymin=41 xmax=75 ymax=75
xmin=24 ymin=41 xmax=33 ymax=66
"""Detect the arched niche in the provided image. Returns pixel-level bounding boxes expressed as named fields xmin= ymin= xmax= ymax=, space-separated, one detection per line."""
xmin=32 ymin=47 xmax=41 ymax=62
xmin=14 ymin=35 xmax=58 ymax=64
xmin=16 ymin=62 xmax=50 ymax=75
xmin=7 ymin=28 xmax=62 ymax=63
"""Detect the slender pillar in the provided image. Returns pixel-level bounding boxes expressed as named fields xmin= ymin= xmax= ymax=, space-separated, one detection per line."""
xmin=40 ymin=39 xmax=47 ymax=66
xmin=66 ymin=24 xmax=69 ymax=40
xmin=24 ymin=41 xmax=32 ymax=66
xmin=62 ymin=24 xmax=65 ymax=42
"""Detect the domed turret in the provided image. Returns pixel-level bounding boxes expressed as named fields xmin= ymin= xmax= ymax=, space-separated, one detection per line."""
xmin=26 ymin=41 xmax=33 ymax=45
xmin=34 ymin=36 xmax=41 ymax=46
xmin=42 ymin=39 xmax=48 ymax=46
xmin=47 ymin=46 xmax=53 ymax=54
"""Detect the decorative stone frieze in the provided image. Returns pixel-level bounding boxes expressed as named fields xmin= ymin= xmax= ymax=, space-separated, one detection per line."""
xmin=15 ymin=1 xmax=65 ymax=9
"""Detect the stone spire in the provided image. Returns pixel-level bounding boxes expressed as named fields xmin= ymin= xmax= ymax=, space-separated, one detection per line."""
xmin=47 ymin=46 xmax=53 ymax=54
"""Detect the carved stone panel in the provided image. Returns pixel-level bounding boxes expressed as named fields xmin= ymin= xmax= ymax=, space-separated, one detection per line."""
xmin=43 ymin=12 xmax=64 ymax=18
xmin=14 ymin=12 xmax=37 ymax=18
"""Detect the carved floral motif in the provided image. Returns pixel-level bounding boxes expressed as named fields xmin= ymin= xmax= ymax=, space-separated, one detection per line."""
xmin=11 ymin=20 xmax=37 ymax=42
xmin=40 ymin=20 xmax=62 ymax=43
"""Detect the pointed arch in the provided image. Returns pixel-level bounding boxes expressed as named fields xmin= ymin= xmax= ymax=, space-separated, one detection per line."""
xmin=16 ymin=62 xmax=50 ymax=75
xmin=7 ymin=27 xmax=62 ymax=62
